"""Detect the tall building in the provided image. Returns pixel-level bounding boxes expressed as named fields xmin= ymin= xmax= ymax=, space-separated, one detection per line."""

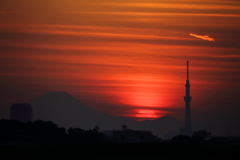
xmin=184 ymin=61 xmax=192 ymax=136
xmin=10 ymin=103 xmax=32 ymax=122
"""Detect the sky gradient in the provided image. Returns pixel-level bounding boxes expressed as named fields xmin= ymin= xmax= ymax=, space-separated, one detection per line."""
xmin=0 ymin=0 xmax=240 ymax=123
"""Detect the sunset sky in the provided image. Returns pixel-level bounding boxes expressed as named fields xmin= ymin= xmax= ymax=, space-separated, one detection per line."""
xmin=0 ymin=0 xmax=240 ymax=122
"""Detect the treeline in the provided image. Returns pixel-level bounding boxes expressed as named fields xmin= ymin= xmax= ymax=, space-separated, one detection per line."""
xmin=0 ymin=119 xmax=106 ymax=144
xmin=1 ymin=119 xmax=240 ymax=145
xmin=170 ymin=130 xmax=240 ymax=145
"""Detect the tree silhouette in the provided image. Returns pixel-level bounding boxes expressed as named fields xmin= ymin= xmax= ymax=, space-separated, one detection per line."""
xmin=172 ymin=135 xmax=191 ymax=143
xmin=31 ymin=120 xmax=66 ymax=143
xmin=67 ymin=128 xmax=106 ymax=143
xmin=191 ymin=130 xmax=211 ymax=143
xmin=67 ymin=128 xmax=85 ymax=143
xmin=0 ymin=119 xmax=25 ymax=143
xmin=0 ymin=119 xmax=66 ymax=144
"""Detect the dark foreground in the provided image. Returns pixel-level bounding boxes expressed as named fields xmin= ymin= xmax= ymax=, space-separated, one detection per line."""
xmin=1 ymin=143 xmax=240 ymax=160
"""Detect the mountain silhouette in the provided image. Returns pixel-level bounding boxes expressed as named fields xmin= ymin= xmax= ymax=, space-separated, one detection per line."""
xmin=30 ymin=91 xmax=183 ymax=138
xmin=139 ymin=116 xmax=184 ymax=138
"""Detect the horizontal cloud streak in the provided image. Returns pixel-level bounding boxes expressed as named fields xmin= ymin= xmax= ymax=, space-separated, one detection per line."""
xmin=70 ymin=11 xmax=240 ymax=18
xmin=89 ymin=2 xmax=240 ymax=10
xmin=189 ymin=33 xmax=215 ymax=42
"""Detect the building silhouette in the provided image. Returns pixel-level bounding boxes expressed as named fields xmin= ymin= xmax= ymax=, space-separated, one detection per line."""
xmin=10 ymin=103 xmax=32 ymax=122
xmin=184 ymin=61 xmax=192 ymax=136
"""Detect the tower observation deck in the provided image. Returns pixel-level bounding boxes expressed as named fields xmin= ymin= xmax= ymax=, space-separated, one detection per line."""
xmin=184 ymin=61 xmax=192 ymax=136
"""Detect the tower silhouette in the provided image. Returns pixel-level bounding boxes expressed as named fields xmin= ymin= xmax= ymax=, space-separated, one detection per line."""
xmin=184 ymin=61 xmax=192 ymax=136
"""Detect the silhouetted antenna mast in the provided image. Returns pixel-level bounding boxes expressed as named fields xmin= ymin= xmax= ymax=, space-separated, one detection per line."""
xmin=184 ymin=60 xmax=192 ymax=136
xmin=187 ymin=61 xmax=189 ymax=80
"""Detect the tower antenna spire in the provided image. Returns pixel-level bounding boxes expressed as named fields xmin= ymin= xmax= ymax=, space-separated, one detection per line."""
xmin=184 ymin=60 xmax=192 ymax=136
xmin=187 ymin=60 xmax=189 ymax=80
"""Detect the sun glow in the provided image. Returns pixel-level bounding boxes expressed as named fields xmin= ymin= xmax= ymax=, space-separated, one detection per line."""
xmin=135 ymin=109 xmax=158 ymax=120
xmin=119 ymin=75 xmax=164 ymax=107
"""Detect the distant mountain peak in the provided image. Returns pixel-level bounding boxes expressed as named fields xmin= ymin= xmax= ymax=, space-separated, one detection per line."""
xmin=159 ymin=115 xmax=177 ymax=119
xmin=29 ymin=91 xmax=184 ymax=138
xmin=42 ymin=91 xmax=72 ymax=97
xmin=157 ymin=115 xmax=181 ymax=121
xmin=30 ymin=91 xmax=79 ymax=103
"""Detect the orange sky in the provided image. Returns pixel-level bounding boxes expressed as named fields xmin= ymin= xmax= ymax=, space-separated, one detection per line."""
xmin=0 ymin=0 xmax=240 ymax=121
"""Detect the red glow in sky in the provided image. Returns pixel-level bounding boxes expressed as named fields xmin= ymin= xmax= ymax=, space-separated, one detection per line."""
xmin=135 ymin=109 xmax=158 ymax=120
xmin=0 ymin=0 xmax=240 ymax=122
